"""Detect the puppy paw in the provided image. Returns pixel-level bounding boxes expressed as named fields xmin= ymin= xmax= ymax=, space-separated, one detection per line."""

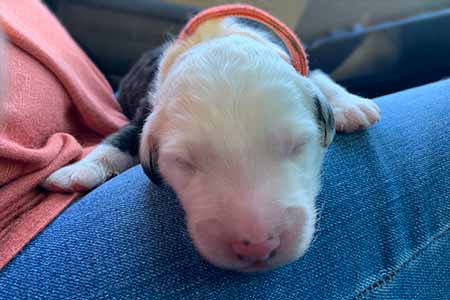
xmin=41 ymin=161 xmax=112 ymax=193
xmin=331 ymin=94 xmax=381 ymax=132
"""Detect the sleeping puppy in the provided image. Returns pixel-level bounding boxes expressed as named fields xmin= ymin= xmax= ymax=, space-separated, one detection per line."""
xmin=42 ymin=17 xmax=380 ymax=272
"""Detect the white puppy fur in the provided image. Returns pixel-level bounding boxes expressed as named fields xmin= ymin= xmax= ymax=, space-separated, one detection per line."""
xmin=43 ymin=144 xmax=137 ymax=192
xmin=43 ymin=17 xmax=380 ymax=272
xmin=310 ymin=70 xmax=381 ymax=132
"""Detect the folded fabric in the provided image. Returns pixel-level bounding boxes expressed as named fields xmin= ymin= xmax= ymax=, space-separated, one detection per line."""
xmin=0 ymin=0 xmax=128 ymax=269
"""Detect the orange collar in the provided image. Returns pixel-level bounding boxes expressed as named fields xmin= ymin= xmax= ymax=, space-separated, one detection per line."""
xmin=178 ymin=4 xmax=309 ymax=76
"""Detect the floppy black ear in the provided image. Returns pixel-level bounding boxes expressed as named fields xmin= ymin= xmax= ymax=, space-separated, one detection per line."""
xmin=141 ymin=137 xmax=163 ymax=186
xmin=313 ymin=94 xmax=336 ymax=147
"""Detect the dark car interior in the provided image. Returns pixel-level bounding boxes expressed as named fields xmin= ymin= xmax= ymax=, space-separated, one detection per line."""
xmin=43 ymin=0 xmax=450 ymax=98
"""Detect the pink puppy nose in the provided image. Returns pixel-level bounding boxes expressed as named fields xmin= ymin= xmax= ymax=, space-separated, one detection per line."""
xmin=232 ymin=236 xmax=280 ymax=261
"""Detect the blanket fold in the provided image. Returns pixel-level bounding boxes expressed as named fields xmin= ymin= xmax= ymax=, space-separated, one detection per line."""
xmin=0 ymin=0 xmax=128 ymax=269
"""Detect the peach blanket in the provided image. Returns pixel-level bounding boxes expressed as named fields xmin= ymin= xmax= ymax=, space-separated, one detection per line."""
xmin=0 ymin=0 xmax=128 ymax=269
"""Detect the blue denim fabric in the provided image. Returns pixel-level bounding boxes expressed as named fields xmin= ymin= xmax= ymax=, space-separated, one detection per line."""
xmin=1 ymin=79 xmax=450 ymax=300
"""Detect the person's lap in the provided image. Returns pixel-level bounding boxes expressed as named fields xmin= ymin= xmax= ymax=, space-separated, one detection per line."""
xmin=1 ymin=80 xmax=449 ymax=300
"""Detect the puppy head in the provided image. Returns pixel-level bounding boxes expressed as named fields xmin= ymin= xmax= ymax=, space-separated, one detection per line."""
xmin=140 ymin=34 xmax=334 ymax=272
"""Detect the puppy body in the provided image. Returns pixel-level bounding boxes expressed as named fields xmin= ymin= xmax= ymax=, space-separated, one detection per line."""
xmin=43 ymin=17 xmax=380 ymax=272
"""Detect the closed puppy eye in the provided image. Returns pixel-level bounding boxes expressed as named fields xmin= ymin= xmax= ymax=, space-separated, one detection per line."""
xmin=288 ymin=141 xmax=305 ymax=158
xmin=273 ymin=139 xmax=306 ymax=160
xmin=175 ymin=157 xmax=196 ymax=172
xmin=281 ymin=137 xmax=307 ymax=159
xmin=271 ymin=129 xmax=309 ymax=160
xmin=284 ymin=140 xmax=306 ymax=159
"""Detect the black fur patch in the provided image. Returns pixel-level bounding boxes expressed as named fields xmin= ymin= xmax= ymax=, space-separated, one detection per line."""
xmin=104 ymin=103 xmax=150 ymax=156
xmin=117 ymin=45 xmax=166 ymax=119
xmin=313 ymin=95 xmax=336 ymax=147
xmin=103 ymin=45 xmax=166 ymax=155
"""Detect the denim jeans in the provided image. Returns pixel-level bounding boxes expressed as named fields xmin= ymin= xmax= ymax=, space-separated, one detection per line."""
xmin=1 ymin=79 xmax=449 ymax=299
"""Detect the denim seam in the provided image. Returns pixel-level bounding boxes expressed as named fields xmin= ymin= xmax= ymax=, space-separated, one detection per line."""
xmin=353 ymin=221 xmax=450 ymax=300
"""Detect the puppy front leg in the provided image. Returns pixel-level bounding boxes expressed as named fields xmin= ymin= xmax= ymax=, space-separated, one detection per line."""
xmin=309 ymin=70 xmax=380 ymax=132
xmin=41 ymin=123 xmax=141 ymax=193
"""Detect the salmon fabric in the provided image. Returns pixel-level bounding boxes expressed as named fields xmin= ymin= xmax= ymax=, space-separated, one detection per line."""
xmin=178 ymin=4 xmax=309 ymax=76
xmin=0 ymin=0 xmax=128 ymax=269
